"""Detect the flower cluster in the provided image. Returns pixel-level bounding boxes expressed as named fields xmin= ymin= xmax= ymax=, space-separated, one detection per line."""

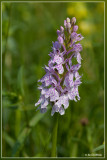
xmin=35 ymin=17 xmax=84 ymax=116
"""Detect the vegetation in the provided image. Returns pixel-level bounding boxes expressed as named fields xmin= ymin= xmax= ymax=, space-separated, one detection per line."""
xmin=2 ymin=2 xmax=104 ymax=157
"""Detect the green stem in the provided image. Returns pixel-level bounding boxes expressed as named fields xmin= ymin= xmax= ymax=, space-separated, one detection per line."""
xmin=51 ymin=113 xmax=59 ymax=157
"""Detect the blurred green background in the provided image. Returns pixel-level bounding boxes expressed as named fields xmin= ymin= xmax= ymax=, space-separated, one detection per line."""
xmin=2 ymin=2 xmax=104 ymax=157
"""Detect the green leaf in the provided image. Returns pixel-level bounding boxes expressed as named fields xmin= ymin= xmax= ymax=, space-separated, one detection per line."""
xmin=93 ymin=144 xmax=104 ymax=152
xmin=70 ymin=143 xmax=78 ymax=157
xmin=17 ymin=66 xmax=25 ymax=96
xmin=29 ymin=111 xmax=46 ymax=127
xmin=70 ymin=137 xmax=89 ymax=149
xmin=2 ymin=91 xmax=22 ymax=109
xmin=3 ymin=131 xmax=15 ymax=148
xmin=12 ymin=110 xmax=49 ymax=156
xmin=12 ymin=127 xmax=31 ymax=156
xmin=15 ymin=110 xmax=21 ymax=137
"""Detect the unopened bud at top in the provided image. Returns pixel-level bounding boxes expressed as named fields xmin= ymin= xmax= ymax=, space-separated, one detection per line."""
xmin=71 ymin=17 xmax=76 ymax=24
xmin=66 ymin=17 xmax=70 ymax=23
xmin=60 ymin=26 xmax=64 ymax=32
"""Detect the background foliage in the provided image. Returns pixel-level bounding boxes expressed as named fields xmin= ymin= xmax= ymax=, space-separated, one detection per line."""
xmin=2 ymin=2 xmax=104 ymax=157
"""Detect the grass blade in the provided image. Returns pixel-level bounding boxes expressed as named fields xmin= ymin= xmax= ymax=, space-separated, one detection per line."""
xmin=93 ymin=144 xmax=104 ymax=152
xmin=3 ymin=131 xmax=15 ymax=148
xmin=12 ymin=110 xmax=49 ymax=156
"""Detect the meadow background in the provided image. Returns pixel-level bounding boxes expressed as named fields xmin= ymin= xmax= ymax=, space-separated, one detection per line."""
xmin=2 ymin=2 xmax=104 ymax=157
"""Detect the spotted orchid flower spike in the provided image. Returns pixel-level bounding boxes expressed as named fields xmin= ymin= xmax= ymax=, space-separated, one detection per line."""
xmin=35 ymin=17 xmax=84 ymax=116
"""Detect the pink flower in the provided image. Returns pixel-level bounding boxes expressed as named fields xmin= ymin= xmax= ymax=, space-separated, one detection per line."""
xmin=35 ymin=17 xmax=84 ymax=116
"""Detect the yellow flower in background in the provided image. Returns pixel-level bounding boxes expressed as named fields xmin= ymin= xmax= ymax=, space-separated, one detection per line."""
xmin=79 ymin=21 xmax=95 ymax=34
xmin=67 ymin=6 xmax=75 ymax=16
xmin=67 ymin=3 xmax=88 ymax=19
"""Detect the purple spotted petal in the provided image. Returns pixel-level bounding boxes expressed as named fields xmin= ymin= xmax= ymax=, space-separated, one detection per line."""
xmin=59 ymin=107 xmax=65 ymax=115
xmin=53 ymin=55 xmax=63 ymax=64
xmin=77 ymin=52 xmax=82 ymax=64
xmin=55 ymin=64 xmax=64 ymax=74
xmin=53 ymin=41 xmax=61 ymax=49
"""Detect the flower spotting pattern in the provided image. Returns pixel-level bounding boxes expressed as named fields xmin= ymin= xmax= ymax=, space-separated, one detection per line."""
xmin=35 ymin=17 xmax=84 ymax=116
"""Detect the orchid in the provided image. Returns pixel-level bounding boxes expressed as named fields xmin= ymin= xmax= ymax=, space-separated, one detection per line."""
xmin=35 ymin=17 xmax=84 ymax=116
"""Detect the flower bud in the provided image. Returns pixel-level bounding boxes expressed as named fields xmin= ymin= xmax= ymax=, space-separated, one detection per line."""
xmin=71 ymin=17 xmax=76 ymax=24
xmin=80 ymin=118 xmax=89 ymax=126
xmin=66 ymin=17 xmax=70 ymax=23
xmin=73 ymin=25 xmax=78 ymax=32
xmin=57 ymin=30 xmax=61 ymax=36
xmin=57 ymin=36 xmax=63 ymax=44
xmin=67 ymin=22 xmax=71 ymax=28
xmin=64 ymin=20 xmax=67 ymax=27
xmin=60 ymin=26 xmax=64 ymax=32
